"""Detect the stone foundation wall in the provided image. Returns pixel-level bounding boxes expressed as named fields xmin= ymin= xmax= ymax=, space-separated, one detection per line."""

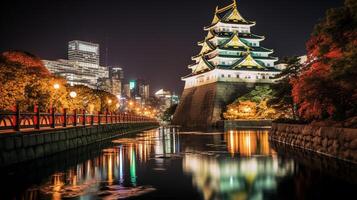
xmin=0 ymin=122 xmax=158 ymax=167
xmin=173 ymin=82 xmax=264 ymax=129
xmin=223 ymin=120 xmax=272 ymax=129
xmin=269 ymin=123 xmax=357 ymax=163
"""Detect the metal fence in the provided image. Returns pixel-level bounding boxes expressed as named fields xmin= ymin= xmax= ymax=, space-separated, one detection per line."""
xmin=0 ymin=106 xmax=157 ymax=132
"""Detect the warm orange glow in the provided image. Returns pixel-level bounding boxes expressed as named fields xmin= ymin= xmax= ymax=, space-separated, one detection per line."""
xmin=53 ymin=83 xmax=60 ymax=90
xmin=69 ymin=91 xmax=77 ymax=98
xmin=225 ymin=130 xmax=271 ymax=156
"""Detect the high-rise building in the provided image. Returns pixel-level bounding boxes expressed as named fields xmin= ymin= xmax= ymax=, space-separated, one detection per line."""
xmin=109 ymin=67 xmax=124 ymax=96
xmin=123 ymin=83 xmax=131 ymax=98
xmin=155 ymin=89 xmax=179 ymax=111
xmin=129 ymin=79 xmax=150 ymax=100
xmin=139 ymin=84 xmax=150 ymax=99
xmin=68 ymin=40 xmax=99 ymax=65
xmin=43 ymin=40 xmax=109 ymax=88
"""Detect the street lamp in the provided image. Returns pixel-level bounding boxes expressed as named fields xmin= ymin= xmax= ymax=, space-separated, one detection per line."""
xmin=108 ymin=99 xmax=112 ymax=105
xmin=53 ymin=83 xmax=60 ymax=90
xmin=69 ymin=91 xmax=77 ymax=98
xmin=52 ymin=83 xmax=61 ymax=110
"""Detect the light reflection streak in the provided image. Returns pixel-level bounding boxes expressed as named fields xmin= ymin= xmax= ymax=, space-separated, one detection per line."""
xmin=183 ymin=130 xmax=294 ymax=200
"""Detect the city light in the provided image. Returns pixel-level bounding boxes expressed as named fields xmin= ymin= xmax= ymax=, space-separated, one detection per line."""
xmin=53 ymin=83 xmax=60 ymax=90
xmin=69 ymin=91 xmax=77 ymax=98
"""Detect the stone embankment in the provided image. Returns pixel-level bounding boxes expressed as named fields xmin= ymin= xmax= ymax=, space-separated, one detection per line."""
xmin=0 ymin=122 xmax=158 ymax=167
xmin=269 ymin=123 xmax=357 ymax=163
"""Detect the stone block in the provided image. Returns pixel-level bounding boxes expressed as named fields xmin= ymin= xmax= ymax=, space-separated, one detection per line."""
xmin=4 ymin=137 xmax=15 ymax=150
xmin=37 ymin=134 xmax=44 ymax=145
xmin=16 ymin=148 xmax=26 ymax=163
xmin=44 ymin=143 xmax=52 ymax=155
xmin=44 ymin=133 xmax=52 ymax=143
xmin=52 ymin=132 xmax=60 ymax=142
xmin=69 ymin=139 xmax=76 ymax=149
xmin=52 ymin=143 xmax=59 ymax=153
xmin=26 ymin=147 xmax=35 ymax=160
xmin=350 ymin=139 xmax=357 ymax=150
xmin=2 ymin=150 xmax=18 ymax=165
xmin=322 ymin=138 xmax=328 ymax=148
xmin=14 ymin=136 xmax=22 ymax=148
xmin=59 ymin=131 xmax=66 ymax=140
xmin=82 ymin=137 xmax=88 ymax=145
xmin=351 ymin=150 xmax=357 ymax=162
xmin=58 ymin=141 xmax=66 ymax=152
xmin=35 ymin=145 xmax=44 ymax=158
xmin=342 ymin=128 xmax=357 ymax=141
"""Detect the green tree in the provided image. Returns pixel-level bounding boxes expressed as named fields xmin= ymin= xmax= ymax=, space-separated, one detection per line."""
xmin=268 ymin=56 xmax=303 ymax=119
xmin=161 ymin=104 xmax=178 ymax=122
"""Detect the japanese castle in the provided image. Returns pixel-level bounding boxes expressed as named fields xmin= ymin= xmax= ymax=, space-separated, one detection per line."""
xmin=183 ymin=0 xmax=280 ymax=89
xmin=173 ymin=0 xmax=280 ymax=129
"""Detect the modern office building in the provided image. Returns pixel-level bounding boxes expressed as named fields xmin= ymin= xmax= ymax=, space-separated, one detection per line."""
xmin=68 ymin=40 xmax=100 ymax=65
xmin=109 ymin=67 xmax=124 ymax=96
xmin=128 ymin=79 xmax=150 ymax=100
xmin=155 ymin=89 xmax=179 ymax=111
xmin=43 ymin=40 xmax=109 ymax=88
xmin=123 ymin=83 xmax=131 ymax=98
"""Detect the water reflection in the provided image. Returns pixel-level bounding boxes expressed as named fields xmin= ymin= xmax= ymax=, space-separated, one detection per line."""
xmin=183 ymin=130 xmax=294 ymax=200
xmin=225 ymin=129 xmax=274 ymax=156
xmin=6 ymin=128 xmax=355 ymax=200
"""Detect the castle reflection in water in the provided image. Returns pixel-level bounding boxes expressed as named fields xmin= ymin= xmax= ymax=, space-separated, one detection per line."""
xmin=20 ymin=129 xmax=295 ymax=200
xmin=183 ymin=130 xmax=295 ymax=200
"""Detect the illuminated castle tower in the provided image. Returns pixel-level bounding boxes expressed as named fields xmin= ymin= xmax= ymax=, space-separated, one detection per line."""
xmin=173 ymin=0 xmax=280 ymax=129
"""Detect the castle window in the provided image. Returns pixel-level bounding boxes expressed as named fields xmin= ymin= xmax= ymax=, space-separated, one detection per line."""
xmin=236 ymin=74 xmax=240 ymax=78
xmin=221 ymin=74 xmax=225 ymax=78
xmin=228 ymin=74 xmax=231 ymax=78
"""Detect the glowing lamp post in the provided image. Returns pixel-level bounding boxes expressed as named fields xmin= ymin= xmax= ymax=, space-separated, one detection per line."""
xmin=69 ymin=91 xmax=77 ymax=98
xmin=51 ymin=83 xmax=60 ymax=128
xmin=53 ymin=83 xmax=60 ymax=90
xmin=52 ymin=83 xmax=61 ymax=109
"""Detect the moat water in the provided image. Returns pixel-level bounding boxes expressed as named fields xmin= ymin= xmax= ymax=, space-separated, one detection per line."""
xmin=1 ymin=128 xmax=356 ymax=200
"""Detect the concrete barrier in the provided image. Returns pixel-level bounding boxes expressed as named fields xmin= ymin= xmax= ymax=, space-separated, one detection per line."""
xmin=0 ymin=122 xmax=159 ymax=167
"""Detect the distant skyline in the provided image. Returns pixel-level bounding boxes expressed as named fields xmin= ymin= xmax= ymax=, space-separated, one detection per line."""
xmin=0 ymin=0 xmax=343 ymax=93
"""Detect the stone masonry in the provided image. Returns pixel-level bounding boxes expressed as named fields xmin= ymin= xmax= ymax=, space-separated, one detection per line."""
xmin=269 ymin=123 xmax=357 ymax=163
xmin=173 ymin=82 xmax=261 ymax=130
xmin=0 ymin=122 xmax=158 ymax=167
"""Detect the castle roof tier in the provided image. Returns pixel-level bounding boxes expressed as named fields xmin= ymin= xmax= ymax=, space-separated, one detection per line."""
xmin=182 ymin=0 xmax=280 ymax=86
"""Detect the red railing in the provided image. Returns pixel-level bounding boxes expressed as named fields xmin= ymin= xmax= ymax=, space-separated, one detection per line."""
xmin=0 ymin=106 xmax=157 ymax=132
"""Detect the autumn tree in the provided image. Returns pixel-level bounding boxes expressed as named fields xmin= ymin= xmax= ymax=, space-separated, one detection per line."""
xmin=0 ymin=50 xmax=59 ymax=111
xmin=224 ymin=85 xmax=278 ymax=120
xmin=95 ymin=89 xmax=119 ymax=112
xmin=291 ymin=0 xmax=357 ymax=120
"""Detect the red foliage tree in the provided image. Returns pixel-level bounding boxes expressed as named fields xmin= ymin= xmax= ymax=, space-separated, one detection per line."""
xmin=2 ymin=50 xmax=50 ymax=77
xmin=291 ymin=0 xmax=357 ymax=121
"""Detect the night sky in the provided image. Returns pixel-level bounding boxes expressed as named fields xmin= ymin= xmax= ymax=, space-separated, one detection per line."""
xmin=0 ymin=0 xmax=343 ymax=94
